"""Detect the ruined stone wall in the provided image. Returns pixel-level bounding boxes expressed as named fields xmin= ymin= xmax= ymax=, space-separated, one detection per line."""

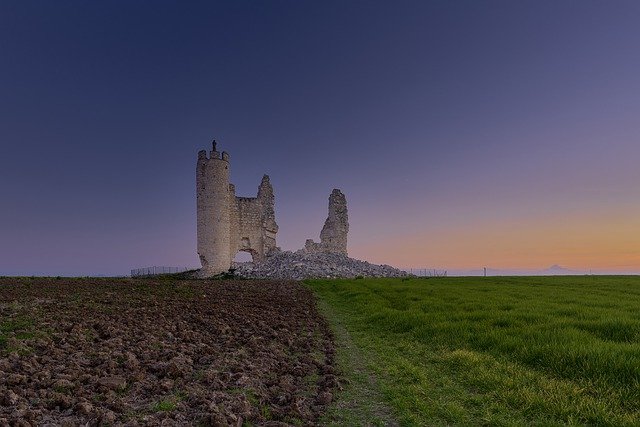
xmin=304 ymin=189 xmax=349 ymax=255
xmin=197 ymin=144 xmax=278 ymax=275
xmin=256 ymin=175 xmax=278 ymax=256
xmin=234 ymin=196 xmax=268 ymax=261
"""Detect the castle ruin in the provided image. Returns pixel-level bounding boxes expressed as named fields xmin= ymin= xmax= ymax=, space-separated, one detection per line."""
xmin=196 ymin=141 xmax=278 ymax=275
xmin=304 ymin=189 xmax=349 ymax=255
xmin=197 ymin=142 xmax=354 ymax=276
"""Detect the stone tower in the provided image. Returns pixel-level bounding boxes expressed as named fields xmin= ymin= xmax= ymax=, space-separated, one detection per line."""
xmin=196 ymin=141 xmax=278 ymax=275
xmin=305 ymin=189 xmax=349 ymax=255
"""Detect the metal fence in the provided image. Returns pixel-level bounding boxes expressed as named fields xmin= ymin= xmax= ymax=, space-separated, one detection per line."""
xmin=405 ymin=268 xmax=448 ymax=277
xmin=130 ymin=266 xmax=191 ymax=277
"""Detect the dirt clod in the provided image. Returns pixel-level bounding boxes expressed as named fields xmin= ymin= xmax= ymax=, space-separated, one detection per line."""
xmin=1 ymin=390 xmax=19 ymax=406
xmin=98 ymin=375 xmax=127 ymax=390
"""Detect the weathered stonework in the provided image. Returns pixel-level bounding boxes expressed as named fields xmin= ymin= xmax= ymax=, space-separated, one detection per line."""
xmin=197 ymin=142 xmax=278 ymax=275
xmin=304 ymin=189 xmax=349 ymax=255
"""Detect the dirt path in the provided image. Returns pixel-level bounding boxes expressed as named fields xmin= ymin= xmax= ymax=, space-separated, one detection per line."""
xmin=313 ymin=297 xmax=399 ymax=426
xmin=0 ymin=278 xmax=336 ymax=426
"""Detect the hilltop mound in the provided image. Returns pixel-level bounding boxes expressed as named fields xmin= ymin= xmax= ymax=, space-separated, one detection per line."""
xmin=233 ymin=250 xmax=407 ymax=280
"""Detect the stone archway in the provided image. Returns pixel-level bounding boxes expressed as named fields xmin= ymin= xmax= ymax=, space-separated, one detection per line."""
xmin=233 ymin=249 xmax=257 ymax=264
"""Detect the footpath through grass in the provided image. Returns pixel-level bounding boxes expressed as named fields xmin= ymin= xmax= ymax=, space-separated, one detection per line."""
xmin=307 ymin=276 xmax=640 ymax=426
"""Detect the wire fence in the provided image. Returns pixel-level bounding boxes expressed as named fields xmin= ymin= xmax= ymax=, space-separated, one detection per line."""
xmin=130 ymin=266 xmax=191 ymax=277
xmin=404 ymin=268 xmax=448 ymax=277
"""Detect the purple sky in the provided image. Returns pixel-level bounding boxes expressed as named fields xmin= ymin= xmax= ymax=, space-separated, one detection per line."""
xmin=1 ymin=1 xmax=640 ymax=275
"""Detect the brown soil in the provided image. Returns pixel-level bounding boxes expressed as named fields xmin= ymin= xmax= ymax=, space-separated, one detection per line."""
xmin=0 ymin=278 xmax=336 ymax=426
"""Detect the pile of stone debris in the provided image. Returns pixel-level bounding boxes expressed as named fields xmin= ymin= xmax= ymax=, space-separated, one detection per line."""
xmin=233 ymin=250 xmax=408 ymax=280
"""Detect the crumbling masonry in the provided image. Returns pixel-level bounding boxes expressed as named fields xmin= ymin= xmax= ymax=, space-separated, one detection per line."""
xmin=196 ymin=142 xmax=278 ymax=275
xmin=304 ymin=189 xmax=349 ymax=255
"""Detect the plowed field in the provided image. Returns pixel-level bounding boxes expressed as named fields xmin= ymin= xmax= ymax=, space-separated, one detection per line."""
xmin=0 ymin=278 xmax=336 ymax=426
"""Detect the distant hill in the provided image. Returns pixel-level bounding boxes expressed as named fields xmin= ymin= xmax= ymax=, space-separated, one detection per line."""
xmin=540 ymin=264 xmax=578 ymax=275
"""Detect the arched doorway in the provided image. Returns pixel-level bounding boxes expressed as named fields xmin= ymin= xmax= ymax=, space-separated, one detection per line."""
xmin=233 ymin=249 xmax=257 ymax=264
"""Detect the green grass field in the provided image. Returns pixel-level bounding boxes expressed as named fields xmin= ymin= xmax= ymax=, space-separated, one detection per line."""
xmin=307 ymin=276 xmax=640 ymax=426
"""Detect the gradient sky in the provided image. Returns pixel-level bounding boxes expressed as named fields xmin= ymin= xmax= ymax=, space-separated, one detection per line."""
xmin=2 ymin=1 xmax=640 ymax=275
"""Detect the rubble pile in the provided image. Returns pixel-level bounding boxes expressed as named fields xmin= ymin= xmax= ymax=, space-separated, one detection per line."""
xmin=233 ymin=250 xmax=408 ymax=280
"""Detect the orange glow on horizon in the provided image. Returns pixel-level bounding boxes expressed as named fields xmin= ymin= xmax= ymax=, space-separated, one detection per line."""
xmin=351 ymin=210 xmax=640 ymax=271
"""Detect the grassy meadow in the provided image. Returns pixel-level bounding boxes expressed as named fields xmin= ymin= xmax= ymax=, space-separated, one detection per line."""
xmin=308 ymin=276 xmax=640 ymax=426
